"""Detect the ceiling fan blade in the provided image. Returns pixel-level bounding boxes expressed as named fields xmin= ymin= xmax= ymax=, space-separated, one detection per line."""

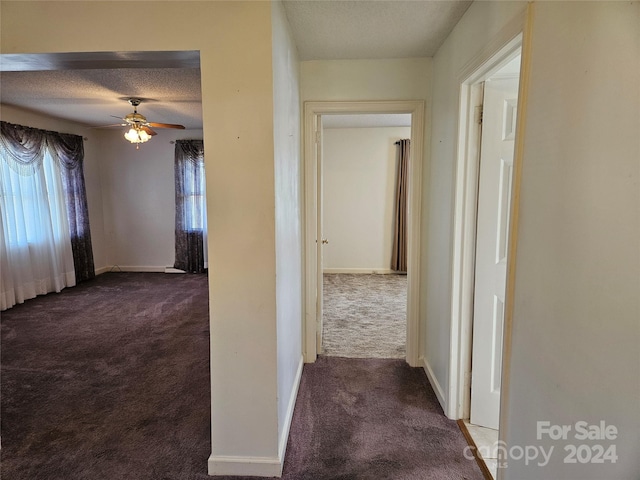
xmin=141 ymin=126 xmax=158 ymax=136
xmin=90 ymin=123 xmax=126 ymax=129
xmin=148 ymin=122 xmax=185 ymax=130
xmin=110 ymin=115 xmax=126 ymax=120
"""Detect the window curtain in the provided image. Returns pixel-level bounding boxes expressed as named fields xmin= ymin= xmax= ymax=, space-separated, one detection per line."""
xmin=48 ymin=132 xmax=95 ymax=283
xmin=0 ymin=121 xmax=94 ymax=310
xmin=174 ymin=139 xmax=206 ymax=274
xmin=391 ymin=139 xmax=410 ymax=273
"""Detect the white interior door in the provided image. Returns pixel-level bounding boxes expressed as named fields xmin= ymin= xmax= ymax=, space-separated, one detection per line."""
xmin=316 ymin=115 xmax=324 ymax=353
xmin=470 ymin=77 xmax=519 ymax=429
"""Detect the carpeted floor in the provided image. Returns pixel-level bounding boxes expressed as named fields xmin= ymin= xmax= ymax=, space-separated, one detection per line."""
xmin=1 ymin=273 xmax=480 ymax=480
xmin=323 ymin=274 xmax=407 ymax=359
xmin=1 ymin=272 xmax=212 ymax=480
xmin=219 ymin=356 xmax=483 ymax=480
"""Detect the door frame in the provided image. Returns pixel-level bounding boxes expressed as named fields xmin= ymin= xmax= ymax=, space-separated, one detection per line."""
xmin=448 ymin=6 xmax=531 ymax=424
xmin=303 ymin=100 xmax=425 ymax=366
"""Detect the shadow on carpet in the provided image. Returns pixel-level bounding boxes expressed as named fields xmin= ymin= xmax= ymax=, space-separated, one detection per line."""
xmin=215 ymin=356 xmax=483 ymax=480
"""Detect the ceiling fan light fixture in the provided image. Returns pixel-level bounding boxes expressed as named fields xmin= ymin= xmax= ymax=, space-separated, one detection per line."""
xmin=124 ymin=126 xmax=151 ymax=145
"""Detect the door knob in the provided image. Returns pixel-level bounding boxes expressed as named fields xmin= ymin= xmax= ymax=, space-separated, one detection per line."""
xmin=322 ymin=238 xmax=329 ymax=245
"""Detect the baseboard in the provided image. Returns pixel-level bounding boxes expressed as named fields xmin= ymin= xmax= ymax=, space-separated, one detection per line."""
xmin=278 ymin=356 xmax=304 ymax=464
xmin=94 ymin=266 xmax=109 ymax=276
xmin=421 ymin=356 xmax=447 ymax=414
xmin=164 ymin=267 xmax=186 ymax=274
xmin=99 ymin=266 xmax=189 ymax=274
xmin=323 ymin=268 xmax=395 ymax=274
xmin=103 ymin=265 xmax=166 ymax=273
xmin=208 ymin=357 xmax=303 ymax=477
xmin=207 ymin=454 xmax=283 ymax=477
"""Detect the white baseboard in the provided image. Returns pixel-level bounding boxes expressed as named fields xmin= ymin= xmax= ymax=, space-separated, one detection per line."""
xmin=98 ymin=266 xmax=188 ymax=274
xmin=164 ymin=267 xmax=186 ymax=274
xmin=421 ymin=356 xmax=447 ymax=414
xmin=323 ymin=268 xmax=395 ymax=274
xmin=208 ymin=356 xmax=304 ymax=477
xmin=94 ymin=266 xmax=110 ymax=276
xmin=278 ymin=356 xmax=304 ymax=463
xmin=102 ymin=265 xmax=166 ymax=273
xmin=207 ymin=454 xmax=283 ymax=477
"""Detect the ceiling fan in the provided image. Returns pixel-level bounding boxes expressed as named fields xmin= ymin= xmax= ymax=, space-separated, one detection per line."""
xmin=95 ymin=98 xmax=185 ymax=148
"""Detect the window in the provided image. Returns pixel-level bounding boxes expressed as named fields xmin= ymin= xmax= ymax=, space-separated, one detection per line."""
xmin=0 ymin=149 xmax=69 ymax=247
xmin=0 ymin=122 xmax=82 ymax=310
xmin=174 ymin=139 xmax=206 ymax=273
xmin=180 ymin=156 xmax=206 ymax=232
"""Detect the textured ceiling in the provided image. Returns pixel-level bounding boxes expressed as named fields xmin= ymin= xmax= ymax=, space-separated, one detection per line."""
xmin=0 ymin=67 xmax=203 ymax=129
xmin=282 ymin=0 xmax=473 ymax=60
xmin=0 ymin=2 xmax=474 ymax=129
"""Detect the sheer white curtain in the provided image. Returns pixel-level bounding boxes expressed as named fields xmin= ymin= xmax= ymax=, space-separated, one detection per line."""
xmin=0 ymin=144 xmax=76 ymax=310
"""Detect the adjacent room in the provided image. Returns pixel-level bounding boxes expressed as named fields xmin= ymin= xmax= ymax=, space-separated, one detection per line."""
xmin=320 ymin=113 xmax=410 ymax=359
xmin=0 ymin=52 xmax=212 ymax=478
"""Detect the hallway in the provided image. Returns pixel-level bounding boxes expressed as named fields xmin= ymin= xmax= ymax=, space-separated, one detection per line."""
xmin=217 ymin=356 xmax=483 ymax=480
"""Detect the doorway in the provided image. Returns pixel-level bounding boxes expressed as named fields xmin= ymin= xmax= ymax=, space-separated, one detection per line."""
xmin=303 ymin=101 xmax=425 ymax=366
xmin=467 ymin=55 xmax=521 ymax=479
xmin=320 ymin=114 xmax=411 ymax=358
xmin=448 ymin=36 xmax=523 ymax=480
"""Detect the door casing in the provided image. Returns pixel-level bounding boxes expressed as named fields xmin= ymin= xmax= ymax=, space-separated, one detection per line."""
xmin=448 ymin=9 xmax=529 ymax=427
xmin=303 ymin=100 xmax=425 ymax=367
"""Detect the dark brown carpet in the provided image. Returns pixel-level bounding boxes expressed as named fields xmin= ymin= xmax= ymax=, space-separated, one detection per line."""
xmin=277 ymin=357 xmax=483 ymax=480
xmin=1 ymin=273 xmax=481 ymax=480
xmin=1 ymin=272 xmax=211 ymax=480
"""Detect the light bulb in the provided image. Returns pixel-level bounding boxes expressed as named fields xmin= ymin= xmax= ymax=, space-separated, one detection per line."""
xmin=138 ymin=129 xmax=151 ymax=142
xmin=124 ymin=126 xmax=151 ymax=144
xmin=124 ymin=128 xmax=139 ymax=142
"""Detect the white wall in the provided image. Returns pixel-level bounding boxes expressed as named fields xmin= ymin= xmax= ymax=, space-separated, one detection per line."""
xmin=1 ymin=1 xmax=284 ymax=476
xmin=98 ymin=127 xmax=203 ymax=271
xmin=271 ymin=0 xmax=303 ymax=468
xmin=0 ymin=104 xmax=108 ymax=272
xmin=322 ymin=126 xmax=410 ymax=273
xmin=503 ymin=3 xmax=640 ymax=478
xmin=424 ymin=0 xmax=527 ymax=410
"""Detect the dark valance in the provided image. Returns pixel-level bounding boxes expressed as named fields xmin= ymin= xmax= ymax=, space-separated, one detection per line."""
xmin=175 ymin=139 xmax=205 ymax=167
xmin=0 ymin=121 xmax=84 ymax=175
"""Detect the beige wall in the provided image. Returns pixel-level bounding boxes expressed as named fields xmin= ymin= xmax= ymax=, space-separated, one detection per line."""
xmin=425 ymin=0 xmax=527 ymax=411
xmin=301 ymin=58 xmax=432 ymax=102
xmin=503 ymin=2 xmax=640 ymax=478
xmin=322 ymin=126 xmax=411 ymax=272
xmin=1 ymin=1 xmax=285 ymax=475
xmin=428 ymin=1 xmax=639 ymax=478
